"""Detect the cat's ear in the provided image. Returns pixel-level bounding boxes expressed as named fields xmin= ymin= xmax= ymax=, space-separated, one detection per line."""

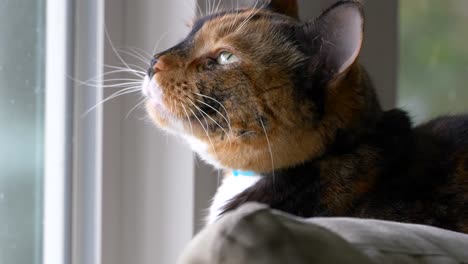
xmin=265 ymin=0 xmax=299 ymax=19
xmin=306 ymin=1 xmax=364 ymax=77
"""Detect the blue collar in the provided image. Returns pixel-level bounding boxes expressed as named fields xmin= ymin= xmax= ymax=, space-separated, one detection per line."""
xmin=232 ymin=170 xmax=257 ymax=177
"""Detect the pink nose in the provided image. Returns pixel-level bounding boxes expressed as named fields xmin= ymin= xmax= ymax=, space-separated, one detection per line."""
xmin=153 ymin=59 xmax=168 ymax=74
xmin=149 ymin=55 xmax=169 ymax=78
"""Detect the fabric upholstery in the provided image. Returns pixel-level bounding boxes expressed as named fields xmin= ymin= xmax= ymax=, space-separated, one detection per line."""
xmin=178 ymin=203 xmax=468 ymax=264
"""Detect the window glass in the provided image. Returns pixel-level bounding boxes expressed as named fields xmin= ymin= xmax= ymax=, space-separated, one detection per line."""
xmin=0 ymin=0 xmax=45 ymax=263
xmin=399 ymin=0 xmax=468 ymax=123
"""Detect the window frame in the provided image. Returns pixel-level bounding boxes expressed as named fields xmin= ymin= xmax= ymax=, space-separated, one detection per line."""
xmin=43 ymin=0 xmax=74 ymax=263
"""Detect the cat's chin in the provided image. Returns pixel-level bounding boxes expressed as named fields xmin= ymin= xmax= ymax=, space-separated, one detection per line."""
xmin=145 ymin=100 xmax=188 ymax=137
xmin=182 ymin=135 xmax=225 ymax=169
xmin=143 ymin=76 xmax=185 ymax=134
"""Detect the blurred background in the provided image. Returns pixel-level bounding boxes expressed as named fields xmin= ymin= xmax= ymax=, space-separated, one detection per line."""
xmin=399 ymin=0 xmax=468 ymax=123
xmin=0 ymin=0 xmax=467 ymax=264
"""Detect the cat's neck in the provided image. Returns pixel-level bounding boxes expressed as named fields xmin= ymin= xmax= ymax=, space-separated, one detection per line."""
xmin=221 ymin=108 xmax=414 ymax=217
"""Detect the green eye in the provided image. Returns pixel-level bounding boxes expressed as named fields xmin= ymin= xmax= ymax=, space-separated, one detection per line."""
xmin=216 ymin=51 xmax=239 ymax=65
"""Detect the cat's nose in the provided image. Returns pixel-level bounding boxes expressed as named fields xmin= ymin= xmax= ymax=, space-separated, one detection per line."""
xmin=148 ymin=56 xmax=168 ymax=78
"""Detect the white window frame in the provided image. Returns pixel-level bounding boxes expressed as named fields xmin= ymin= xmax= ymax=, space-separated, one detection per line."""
xmin=43 ymin=0 xmax=74 ymax=263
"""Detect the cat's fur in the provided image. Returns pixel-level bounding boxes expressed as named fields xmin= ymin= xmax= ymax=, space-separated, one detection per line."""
xmin=142 ymin=0 xmax=468 ymax=233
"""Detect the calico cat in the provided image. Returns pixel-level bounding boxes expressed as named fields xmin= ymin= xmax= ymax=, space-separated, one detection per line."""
xmin=142 ymin=0 xmax=468 ymax=233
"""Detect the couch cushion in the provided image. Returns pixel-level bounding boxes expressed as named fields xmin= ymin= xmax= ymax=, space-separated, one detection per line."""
xmin=178 ymin=203 xmax=468 ymax=264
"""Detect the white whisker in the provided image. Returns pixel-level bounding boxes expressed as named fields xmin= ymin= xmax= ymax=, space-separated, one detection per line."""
xmin=102 ymin=78 xmax=144 ymax=83
xmin=236 ymin=0 xmax=264 ymax=34
xmin=215 ymin=0 xmax=222 ymax=14
xmin=127 ymin=46 xmax=152 ymax=60
xmin=98 ymin=82 xmax=143 ymax=89
xmin=153 ymin=31 xmax=170 ymax=54
xmin=116 ymin=49 xmax=151 ymax=66
xmin=126 ymin=96 xmax=147 ymax=119
xmin=195 ymin=99 xmax=232 ymax=133
xmin=181 ymin=103 xmax=194 ymax=135
xmin=71 ymin=75 xmax=142 ymax=89
xmin=105 ymin=27 xmax=134 ymax=75
xmin=189 ymin=107 xmax=218 ymax=159
xmin=259 ymin=118 xmax=275 ymax=179
xmin=94 ymin=69 xmax=144 ymax=79
xmin=81 ymin=87 xmax=141 ymax=118
xmin=191 ymin=91 xmax=231 ymax=126
xmin=118 ymin=48 xmax=149 ymax=63
xmin=103 ymin=65 xmax=146 ymax=76
xmin=194 ymin=0 xmax=203 ymax=16
xmin=188 ymin=98 xmax=231 ymax=140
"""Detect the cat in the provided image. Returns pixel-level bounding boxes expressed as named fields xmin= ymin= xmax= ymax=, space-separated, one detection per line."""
xmin=141 ymin=0 xmax=468 ymax=233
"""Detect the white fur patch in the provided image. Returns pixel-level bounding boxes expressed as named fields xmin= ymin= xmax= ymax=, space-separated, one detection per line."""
xmin=206 ymin=171 xmax=261 ymax=225
xmin=183 ymin=135 xmax=224 ymax=169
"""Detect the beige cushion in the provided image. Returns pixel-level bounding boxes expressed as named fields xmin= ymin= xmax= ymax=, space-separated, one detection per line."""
xmin=178 ymin=203 xmax=468 ymax=264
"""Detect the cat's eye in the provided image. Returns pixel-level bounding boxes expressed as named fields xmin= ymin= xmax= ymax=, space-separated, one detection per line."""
xmin=216 ymin=51 xmax=240 ymax=65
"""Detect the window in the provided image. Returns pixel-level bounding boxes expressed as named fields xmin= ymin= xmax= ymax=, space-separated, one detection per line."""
xmin=399 ymin=0 xmax=468 ymax=123
xmin=0 ymin=0 xmax=45 ymax=264
xmin=3 ymin=1 xmax=467 ymax=264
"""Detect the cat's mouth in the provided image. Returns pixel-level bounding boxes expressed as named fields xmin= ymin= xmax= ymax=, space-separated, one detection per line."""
xmin=142 ymin=76 xmax=177 ymax=126
xmin=142 ymin=76 xmax=163 ymax=107
xmin=142 ymin=75 xmax=198 ymax=139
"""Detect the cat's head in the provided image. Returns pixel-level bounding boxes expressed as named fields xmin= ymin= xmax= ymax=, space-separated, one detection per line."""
xmin=142 ymin=0 xmax=370 ymax=172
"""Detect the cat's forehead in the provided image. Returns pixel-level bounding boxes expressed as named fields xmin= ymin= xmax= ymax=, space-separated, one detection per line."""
xmin=190 ymin=8 xmax=295 ymax=39
xmin=152 ymin=8 xmax=299 ymax=65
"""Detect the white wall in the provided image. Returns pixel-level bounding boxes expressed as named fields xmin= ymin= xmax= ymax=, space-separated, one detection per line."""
xmin=122 ymin=1 xmax=196 ymax=263
xmin=102 ymin=1 xmax=201 ymax=264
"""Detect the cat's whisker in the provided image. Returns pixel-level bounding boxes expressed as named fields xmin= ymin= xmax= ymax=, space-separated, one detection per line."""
xmin=191 ymin=91 xmax=232 ymax=127
xmin=105 ymin=27 xmax=136 ymax=77
xmin=235 ymin=130 xmax=257 ymax=139
xmin=101 ymin=65 xmax=146 ymax=81
xmin=118 ymin=63 xmax=147 ymax=73
xmin=126 ymin=96 xmax=148 ymax=119
xmin=236 ymin=0 xmax=258 ymax=31
xmin=103 ymin=64 xmax=146 ymax=76
xmin=71 ymin=75 xmax=142 ymax=89
xmin=259 ymin=117 xmax=275 ymax=180
xmin=69 ymin=69 xmax=141 ymax=87
xmin=195 ymin=99 xmax=232 ymax=134
xmin=195 ymin=1 xmax=203 ymax=17
xmin=118 ymin=48 xmax=149 ymax=64
xmin=126 ymin=47 xmax=153 ymax=60
xmin=181 ymin=103 xmax=194 ymax=136
xmin=236 ymin=0 xmax=266 ymax=34
xmin=193 ymin=0 xmax=203 ymax=16
xmin=214 ymin=0 xmax=222 ymax=15
xmin=189 ymin=107 xmax=219 ymax=159
xmin=152 ymin=30 xmax=171 ymax=55
xmin=102 ymin=78 xmax=144 ymax=83
xmin=88 ymin=83 xmax=142 ymax=89
xmin=85 ymin=80 xmax=143 ymax=88
xmin=86 ymin=77 xmax=144 ymax=85
xmin=82 ymin=86 xmax=141 ymax=118
xmin=92 ymin=69 xmax=145 ymax=81
xmin=187 ymin=98 xmax=231 ymax=141
xmin=228 ymin=0 xmax=242 ymax=33
xmin=116 ymin=49 xmax=151 ymax=66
